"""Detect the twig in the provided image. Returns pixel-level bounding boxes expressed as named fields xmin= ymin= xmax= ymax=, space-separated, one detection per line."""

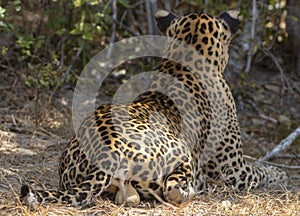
xmin=259 ymin=113 xmax=277 ymax=123
xmin=145 ymin=0 xmax=154 ymax=35
xmin=60 ymin=37 xmax=65 ymax=67
xmin=269 ymin=153 xmax=300 ymax=160
xmin=261 ymin=127 xmax=300 ymax=161
xmin=35 ymin=127 xmax=67 ymax=142
xmin=259 ymin=45 xmax=291 ymax=93
xmin=35 ymin=71 xmax=40 ymax=128
xmin=113 ymin=19 xmax=140 ymax=36
xmin=0 ymin=72 xmax=18 ymax=90
xmin=245 ymin=0 xmax=257 ymax=73
xmin=244 ymin=155 xmax=300 ymax=170
xmin=61 ymin=43 xmax=84 ymax=84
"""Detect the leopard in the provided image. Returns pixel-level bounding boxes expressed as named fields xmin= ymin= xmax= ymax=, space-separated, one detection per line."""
xmin=20 ymin=8 xmax=287 ymax=210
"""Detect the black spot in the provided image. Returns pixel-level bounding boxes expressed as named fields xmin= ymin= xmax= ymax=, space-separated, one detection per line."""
xmin=101 ymin=160 xmax=111 ymax=170
xmin=97 ymin=153 xmax=108 ymax=161
xmin=228 ymin=176 xmax=236 ymax=185
xmin=200 ymin=14 xmax=209 ymax=20
xmin=132 ymin=165 xmax=142 ymax=175
xmin=238 ymin=183 xmax=245 ymax=191
xmin=240 ymin=171 xmax=247 ymax=181
xmin=79 ymin=159 xmax=88 ymax=172
xmin=215 ymin=51 xmax=219 ymax=57
xmin=75 ymin=196 xmax=83 ymax=203
xmin=223 ymin=155 xmax=228 ymax=161
xmin=80 ymin=182 xmax=92 ymax=191
xmin=95 ymin=171 xmax=104 ymax=180
xmin=182 ymin=27 xmax=191 ymax=34
xmin=196 ymin=44 xmax=202 ymax=51
xmin=72 ymin=150 xmax=80 ymax=160
xmin=76 ymin=174 xmax=84 ymax=184
xmin=139 ymin=171 xmax=150 ymax=181
xmin=111 ymin=151 xmax=120 ymax=160
xmin=246 ymin=166 xmax=251 ymax=172
xmin=208 ymin=163 xmax=215 ymax=170
xmin=192 ymin=34 xmax=198 ymax=44
xmin=194 ymin=59 xmax=203 ymax=71
xmin=92 ymin=183 xmax=103 ymax=190
xmin=184 ymin=21 xmax=191 ymax=28
xmin=128 ymin=151 xmax=134 ymax=158
xmin=208 ymin=172 xmax=214 ymax=178
xmin=213 ymin=31 xmax=218 ymax=38
xmin=200 ymin=23 xmax=207 ymax=34
xmin=149 ymin=182 xmax=160 ymax=190
xmin=185 ymin=50 xmax=193 ymax=61
xmin=208 ymin=21 xmax=214 ymax=33
xmin=205 ymin=66 xmax=210 ymax=72
xmin=62 ymin=196 xmax=71 ymax=203
xmin=105 ymin=175 xmax=111 ymax=186
xmin=184 ymin=33 xmax=192 ymax=44
xmin=224 ymin=146 xmax=233 ymax=152
xmin=69 ymin=167 xmax=76 ymax=179
xmin=98 ymin=126 xmax=107 ymax=132
xmin=229 ymin=152 xmax=235 ymax=158
xmin=189 ymin=13 xmax=198 ymax=20
xmin=179 ymin=17 xmax=188 ymax=26
xmin=202 ymin=37 xmax=208 ymax=44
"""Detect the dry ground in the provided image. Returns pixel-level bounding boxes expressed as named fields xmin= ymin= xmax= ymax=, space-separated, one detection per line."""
xmin=0 ymin=69 xmax=300 ymax=215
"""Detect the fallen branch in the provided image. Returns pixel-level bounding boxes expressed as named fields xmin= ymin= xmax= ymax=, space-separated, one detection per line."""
xmin=261 ymin=127 xmax=300 ymax=161
xmin=244 ymin=155 xmax=300 ymax=169
xmin=266 ymin=153 xmax=300 ymax=160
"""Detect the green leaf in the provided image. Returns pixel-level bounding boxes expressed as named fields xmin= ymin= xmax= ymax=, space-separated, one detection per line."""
xmin=73 ymin=0 xmax=83 ymax=8
xmin=1 ymin=46 xmax=8 ymax=55
xmin=0 ymin=20 xmax=7 ymax=28
xmin=86 ymin=0 xmax=98 ymax=5
xmin=70 ymin=27 xmax=82 ymax=35
xmin=117 ymin=0 xmax=131 ymax=8
xmin=11 ymin=0 xmax=21 ymax=12
xmin=82 ymin=31 xmax=93 ymax=40
xmin=0 ymin=6 xmax=6 ymax=19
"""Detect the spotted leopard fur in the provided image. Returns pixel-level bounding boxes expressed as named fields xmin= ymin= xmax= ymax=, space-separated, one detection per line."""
xmin=20 ymin=9 xmax=287 ymax=210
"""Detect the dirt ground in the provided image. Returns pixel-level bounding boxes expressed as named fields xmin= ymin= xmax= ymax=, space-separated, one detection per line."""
xmin=0 ymin=68 xmax=300 ymax=215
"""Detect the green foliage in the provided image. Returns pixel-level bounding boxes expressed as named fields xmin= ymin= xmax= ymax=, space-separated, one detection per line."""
xmin=263 ymin=1 xmax=288 ymax=45
xmin=0 ymin=0 xmax=115 ymax=89
xmin=0 ymin=0 xmax=291 ymax=90
xmin=24 ymin=63 xmax=61 ymax=89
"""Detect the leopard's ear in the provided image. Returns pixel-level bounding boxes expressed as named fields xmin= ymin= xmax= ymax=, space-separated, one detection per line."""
xmin=218 ymin=9 xmax=242 ymax=35
xmin=154 ymin=10 xmax=177 ymax=34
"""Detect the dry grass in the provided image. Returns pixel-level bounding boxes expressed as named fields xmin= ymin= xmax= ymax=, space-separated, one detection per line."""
xmin=0 ymin=186 xmax=299 ymax=215
xmin=0 ymin=128 xmax=299 ymax=216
